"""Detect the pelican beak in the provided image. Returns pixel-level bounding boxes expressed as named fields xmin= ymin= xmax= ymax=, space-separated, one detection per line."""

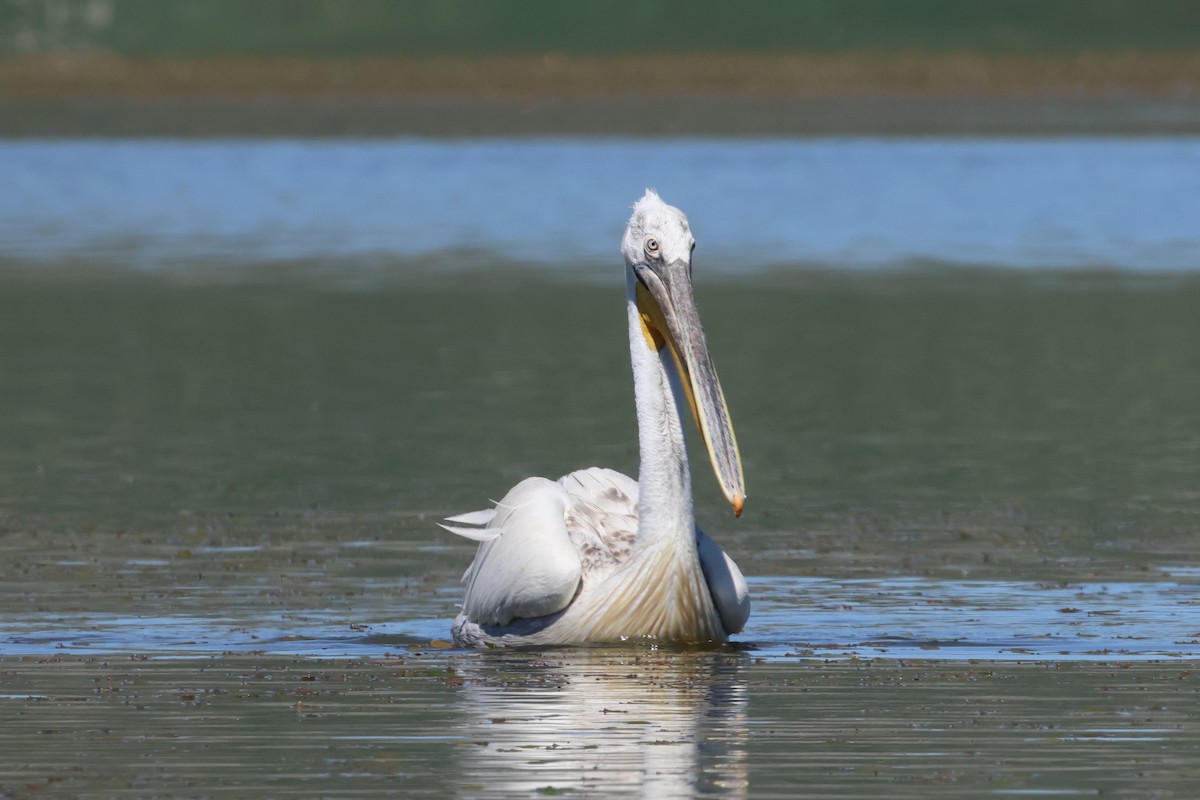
xmin=636 ymin=261 xmax=746 ymax=516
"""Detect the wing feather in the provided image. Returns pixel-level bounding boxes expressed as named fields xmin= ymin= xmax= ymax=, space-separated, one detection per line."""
xmin=458 ymin=477 xmax=582 ymax=626
xmin=444 ymin=508 xmax=497 ymax=525
xmin=697 ymin=529 xmax=751 ymax=634
xmin=438 ymin=523 xmax=503 ymax=542
xmin=558 ymin=468 xmax=638 ymax=573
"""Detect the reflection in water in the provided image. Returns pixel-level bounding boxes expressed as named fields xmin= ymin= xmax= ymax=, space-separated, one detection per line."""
xmin=453 ymin=649 xmax=748 ymax=797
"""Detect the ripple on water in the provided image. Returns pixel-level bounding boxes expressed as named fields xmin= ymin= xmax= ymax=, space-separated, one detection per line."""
xmin=2 ymin=577 xmax=1196 ymax=661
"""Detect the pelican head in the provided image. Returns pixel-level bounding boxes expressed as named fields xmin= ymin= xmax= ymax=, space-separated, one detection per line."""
xmin=621 ymin=190 xmax=746 ymax=516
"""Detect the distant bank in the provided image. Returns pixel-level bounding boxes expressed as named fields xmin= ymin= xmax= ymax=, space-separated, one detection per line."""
xmin=2 ymin=51 xmax=1199 ymax=136
xmin=3 ymin=0 xmax=1198 ymax=136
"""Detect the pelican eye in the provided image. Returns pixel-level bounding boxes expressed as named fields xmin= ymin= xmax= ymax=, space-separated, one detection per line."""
xmin=645 ymin=237 xmax=660 ymax=257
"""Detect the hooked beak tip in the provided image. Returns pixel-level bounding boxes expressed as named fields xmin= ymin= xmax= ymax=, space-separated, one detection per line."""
xmin=732 ymin=494 xmax=745 ymax=518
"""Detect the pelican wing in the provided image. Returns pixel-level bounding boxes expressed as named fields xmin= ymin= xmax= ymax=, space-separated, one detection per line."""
xmin=558 ymin=467 xmax=639 ymax=573
xmin=456 ymin=477 xmax=583 ymax=627
xmin=696 ymin=529 xmax=751 ymax=634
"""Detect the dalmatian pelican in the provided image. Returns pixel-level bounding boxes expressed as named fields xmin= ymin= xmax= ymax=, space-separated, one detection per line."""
xmin=443 ymin=189 xmax=749 ymax=647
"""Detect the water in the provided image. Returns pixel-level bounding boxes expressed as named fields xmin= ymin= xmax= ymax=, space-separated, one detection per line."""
xmin=2 ymin=137 xmax=1199 ymax=797
xmin=3 ymin=138 xmax=1200 ymax=272
xmin=3 ymin=576 xmax=1198 ymax=662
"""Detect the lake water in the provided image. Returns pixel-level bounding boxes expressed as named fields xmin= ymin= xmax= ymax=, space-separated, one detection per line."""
xmin=3 ymin=137 xmax=1200 ymax=272
xmin=1 ymin=137 xmax=1198 ymax=797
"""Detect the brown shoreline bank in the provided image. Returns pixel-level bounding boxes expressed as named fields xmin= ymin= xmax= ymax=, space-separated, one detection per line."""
xmin=3 ymin=52 xmax=1199 ymax=136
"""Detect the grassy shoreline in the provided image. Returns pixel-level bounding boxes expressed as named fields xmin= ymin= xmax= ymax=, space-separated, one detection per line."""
xmin=3 ymin=52 xmax=1199 ymax=136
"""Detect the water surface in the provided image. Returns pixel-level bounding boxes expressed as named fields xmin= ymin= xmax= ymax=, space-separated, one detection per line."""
xmin=3 ymin=137 xmax=1199 ymax=271
xmin=2 ymin=272 xmax=1198 ymax=796
xmin=1 ymin=137 xmax=1199 ymax=796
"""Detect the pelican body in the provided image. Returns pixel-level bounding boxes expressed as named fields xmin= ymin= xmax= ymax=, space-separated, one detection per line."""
xmin=444 ymin=190 xmax=749 ymax=647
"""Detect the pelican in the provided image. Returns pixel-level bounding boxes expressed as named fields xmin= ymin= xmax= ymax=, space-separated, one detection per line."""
xmin=443 ymin=189 xmax=749 ymax=647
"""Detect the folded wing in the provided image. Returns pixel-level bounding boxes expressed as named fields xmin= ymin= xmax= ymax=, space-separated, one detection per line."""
xmin=447 ymin=477 xmax=582 ymax=626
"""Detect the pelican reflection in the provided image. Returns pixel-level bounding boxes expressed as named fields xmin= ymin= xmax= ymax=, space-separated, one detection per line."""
xmin=452 ymin=648 xmax=749 ymax=797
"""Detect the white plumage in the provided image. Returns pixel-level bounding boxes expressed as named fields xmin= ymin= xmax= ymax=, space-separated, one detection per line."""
xmin=444 ymin=190 xmax=749 ymax=647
